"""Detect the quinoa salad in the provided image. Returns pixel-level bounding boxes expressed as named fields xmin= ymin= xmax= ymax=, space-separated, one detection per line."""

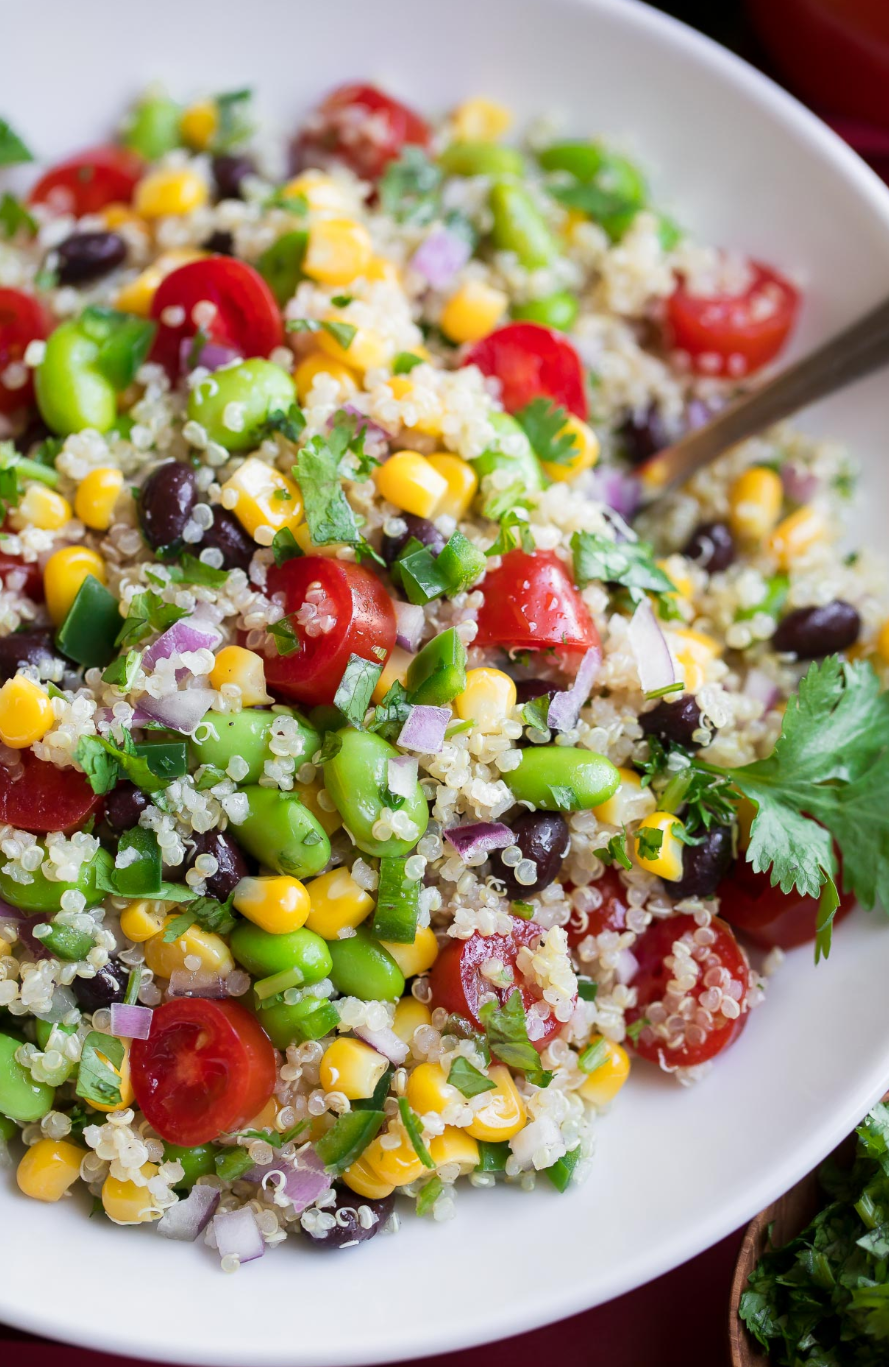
xmin=0 ymin=82 xmax=886 ymax=1267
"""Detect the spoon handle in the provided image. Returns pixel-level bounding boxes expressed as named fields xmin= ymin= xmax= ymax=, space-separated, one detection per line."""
xmin=638 ymin=293 xmax=889 ymax=502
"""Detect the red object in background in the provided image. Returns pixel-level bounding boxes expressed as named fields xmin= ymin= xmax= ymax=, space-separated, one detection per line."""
xmin=293 ymin=83 xmax=430 ymax=180
xmin=0 ymin=289 xmax=49 ymax=417
xmin=29 ymin=145 xmax=142 ymax=216
xmin=666 ymin=262 xmax=799 ymax=378
xmin=718 ymin=861 xmax=856 ymax=950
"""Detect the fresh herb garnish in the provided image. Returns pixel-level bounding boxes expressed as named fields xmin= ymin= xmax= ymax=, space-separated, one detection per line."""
xmin=115 ymin=591 xmax=187 ymax=649
xmin=571 ymin=530 xmax=679 ymax=619
xmin=162 ymin=894 xmax=237 ymax=943
xmin=76 ymin=1032 xmax=126 ymax=1109
xmin=447 ymin=1056 xmax=497 ymax=1099
xmin=636 ymin=826 xmax=664 ymax=860
xmin=0 ymin=191 xmax=36 ymax=239
xmin=625 ymin=1017 xmax=648 ymax=1044
xmin=369 ymin=680 xmax=413 ymax=741
xmin=256 ymin=403 xmax=306 ymax=445
xmin=75 ymin=728 xmax=172 ymax=795
xmin=515 ymin=397 xmax=580 ymax=466
xmin=478 ymin=991 xmax=553 ymax=1087
xmin=0 ymin=118 xmax=33 ymax=166
xmin=393 ymin=351 xmax=424 ymax=375
xmin=286 ymin=317 xmax=357 ymax=351
xmin=166 ymin=554 xmax=230 ymax=588
xmin=486 ymin=506 xmax=535 ymax=558
xmin=101 ymin=650 xmax=142 ymax=690
xmin=333 ymin=653 xmax=382 ymax=728
xmin=212 ymin=88 xmax=253 ymax=152
xmin=268 ymin=616 xmax=300 ymax=657
xmin=271 ymin=526 xmax=303 ymax=567
xmin=548 ymin=784 xmax=577 ymax=811
xmin=522 ymin=694 xmax=551 ymax=733
xmin=379 ymin=147 xmax=442 ymax=225
xmin=397 ymin=1097 xmax=435 ymax=1169
xmin=593 ymin=830 xmax=633 ymax=870
xmin=291 ymin=416 xmax=366 ymax=547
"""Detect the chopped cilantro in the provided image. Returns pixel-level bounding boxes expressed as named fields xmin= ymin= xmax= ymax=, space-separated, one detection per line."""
xmin=369 ymin=680 xmax=412 ymax=741
xmin=268 ymin=616 xmax=300 ymax=657
xmin=572 ymin=530 xmax=679 ymax=618
xmin=271 ymin=526 xmax=303 ymax=567
xmin=115 ymin=591 xmax=187 ymax=649
xmin=162 ymin=895 xmax=237 ymax=943
xmin=549 ymin=784 xmax=577 ymax=811
xmin=0 ymin=118 xmax=33 ymax=166
xmin=286 ymin=318 xmax=357 ymax=351
xmin=330 ymin=294 xmax=353 ymax=308
xmin=515 ymin=397 xmax=580 ymax=466
xmin=447 ymin=1056 xmax=497 ymax=1099
xmin=0 ymin=191 xmax=36 ymax=239
xmin=486 ymin=506 xmax=535 ymax=558
xmin=333 ymin=653 xmax=382 ymax=728
xmin=636 ymin=826 xmax=664 ymax=860
xmin=379 ymin=147 xmax=442 ymax=225
xmin=522 ymin=694 xmax=552 ymax=733
xmin=256 ymin=404 xmax=306 ymax=445
xmin=166 ymin=554 xmax=230 ymax=588
xmin=291 ymin=419 xmax=364 ymax=547
xmin=76 ymin=1032 xmax=126 ymax=1109
xmin=393 ymin=351 xmax=423 ymax=375
xmin=212 ymin=88 xmax=253 ymax=152
xmin=478 ymin=991 xmax=552 ymax=1087
xmin=593 ymin=830 xmax=633 ymax=870
xmin=74 ymin=729 xmax=171 ymax=795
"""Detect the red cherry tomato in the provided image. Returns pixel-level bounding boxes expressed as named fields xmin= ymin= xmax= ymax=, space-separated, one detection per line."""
xmin=0 ymin=290 xmax=49 ymax=417
xmin=294 ymin=83 xmax=430 ymax=181
xmin=29 ymin=145 xmax=143 ymax=217
xmin=666 ymin=261 xmax=800 ymax=379
xmin=716 ymin=861 xmax=856 ymax=951
xmin=263 ymin=556 xmax=396 ymax=708
xmin=428 ymin=918 xmax=573 ymax=1051
xmin=149 ymin=257 xmax=284 ymax=379
xmin=474 ymin=549 xmax=599 ymax=657
xmin=565 ymin=868 xmax=629 ymax=947
xmin=626 ymin=915 xmax=749 ymax=1070
xmin=0 ymin=750 xmax=102 ymax=834
xmin=0 ymin=550 xmax=43 ymax=601
xmin=130 ymin=998 xmax=277 ymax=1147
xmin=464 ymin=322 xmax=588 ymax=419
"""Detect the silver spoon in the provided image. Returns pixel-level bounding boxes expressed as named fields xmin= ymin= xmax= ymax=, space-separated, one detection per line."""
xmin=636 ymin=294 xmax=889 ymax=503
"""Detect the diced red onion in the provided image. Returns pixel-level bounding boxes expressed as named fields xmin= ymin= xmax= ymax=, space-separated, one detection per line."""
xmin=547 ymin=645 xmax=603 ymax=732
xmin=781 ymin=462 xmax=820 ymax=504
xmin=354 ymin=1024 xmax=409 ymax=1066
xmin=179 ymin=337 xmax=242 ymax=375
xmin=410 ymin=226 xmax=471 ymax=290
xmin=110 ymin=1002 xmax=153 ymax=1040
xmin=394 ymin=600 xmax=424 ymax=653
xmin=397 ymin=704 xmax=450 ymax=754
xmin=142 ymin=617 xmax=222 ymax=671
xmin=213 ymin=1206 xmax=265 ymax=1264
xmin=280 ymin=1147 xmax=331 ymax=1214
xmin=586 ymin=466 xmax=641 ymax=521
xmin=444 ymin=821 xmax=514 ymax=862
xmin=387 ymin=754 xmax=418 ymax=799
xmin=335 ymin=404 xmax=393 ymax=444
xmin=157 ymin=1184 xmax=220 ymax=1241
xmin=743 ymin=667 xmax=780 ymax=710
xmin=133 ymin=687 xmax=216 ymax=735
xmin=628 ymin=599 xmax=675 ymax=695
xmin=614 ymin=948 xmax=639 ymax=986
xmin=168 ymin=969 xmax=230 ymax=999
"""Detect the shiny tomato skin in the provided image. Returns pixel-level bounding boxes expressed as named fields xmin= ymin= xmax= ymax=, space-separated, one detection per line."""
xmin=464 ymin=322 xmax=588 ymax=419
xmin=294 ymin=83 xmax=430 ymax=180
xmin=626 ymin=914 xmax=749 ymax=1070
xmin=0 ymin=550 xmax=43 ymax=600
xmin=130 ymin=998 xmax=277 ymax=1147
xmin=474 ymin=549 xmax=599 ymax=657
xmin=666 ymin=262 xmax=799 ymax=379
xmin=264 ymin=556 xmax=396 ymax=708
xmin=149 ymin=257 xmax=284 ymax=379
xmin=717 ymin=862 xmax=856 ymax=951
xmin=428 ymin=918 xmax=571 ymax=1051
xmin=29 ymin=145 xmax=143 ymax=217
xmin=0 ymin=750 xmax=102 ymax=833
xmin=0 ymin=290 xmax=49 ymax=417
xmin=566 ymin=868 xmax=629 ymax=947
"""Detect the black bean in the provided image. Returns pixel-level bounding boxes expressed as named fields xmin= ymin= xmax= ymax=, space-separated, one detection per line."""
xmin=185 ymin=830 xmax=248 ymax=901
xmin=0 ymin=629 xmax=56 ymax=684
xmin=212 ymin=154 xmax=256 ymax=201
xmin=202 ymin=229 xmax=236 ymax=256
xmin=620 ymin=397 xmax=720 ymax=467
xmin=13 ymin=415 xmax=52 ymax=456
xmin=682 ymin=521 xmax=735 ymax=573
xmin=104 ymin=782 xmax=149 ymax=833
xmin=138 ymin=461 xmax=198 ymax=552
xmin=72 ymin=958 xmax=129 ymax=1013
xmin=665 ymin=825 xmax=733 ymax=900
xmin=54 ymin=231 xmax=127 ymax=286
xmin=490 ymin=811 xmax=570 ymax=897
xmin=639 ymin=697 xmax=703 ymax=748
xmin=303 ymin=1187 xmax=395 ymax=1251
xmin=381 ymin=514 xmax=446 ymax=567
xmin=198 ymin=506 xmax=255 ymax=573
xmin=514 ymin=679 xmax=556 ymax=705
xmin=772 ymin=601 xmax=861 ymax=660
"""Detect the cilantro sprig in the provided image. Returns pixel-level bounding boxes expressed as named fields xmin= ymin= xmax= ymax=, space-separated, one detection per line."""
xmin=572 ymin=530 xmax=680 ymax=620
xmin=515 ymin=398 xmax=580 ymax=467
xmin=478 ymin=991 xmax=552 ymax=1087
xmin=291 ymin=412 xmax=369 ymax=548
xmin=0 ymin=118 xmax=33 ymax=167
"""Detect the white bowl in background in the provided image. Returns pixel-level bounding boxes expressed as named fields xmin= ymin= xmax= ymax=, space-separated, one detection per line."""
xmin=3 ymin=0 xmax=889 ymax=1362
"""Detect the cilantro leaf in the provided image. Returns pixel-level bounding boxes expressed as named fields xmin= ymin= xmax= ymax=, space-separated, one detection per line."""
xmin=116 ymin=591 xmax=187 ymax=649
xmin=162 ymin=894 xmax=237 ymax=942
xmin=571 ymin=530 xmax=678 ymax=615
xmin=593 ymin=831 xmax=633 ymax=870
xmin=74 ymin=729 xmax=172 ymax=795
xmin=515 ymin=398 xmax=580 ymax=466
xmin=486 ymin=506 xmax=535 ymax=558
xmin=212 ymin=88 xmax=253 ymax=153
xmin=636 ymin=826 xmax=663 ymax=861
xmin=478 ymin=991 xmax=553 ymax=1087
xmin=369 ymin=680 xmax=412 ymax=741
xmin=333 ymin=653 xmax=382 ymax=728
xmin=76 ymin=1033 xmax=125 ymax=1108
xmin=166 ymin=554 xmax=230 ymax=588
xmin=268 ymin=616 xmax=300 ymax=657
xmin=447 ymin=1056 xmax=496 ymax=1099
xmin=257 ymin=404 xmax=306 ymax=445
xmin=0 ymin=119 xmax=33 ymax=167
xmin=0 ymin=191 xmax=36 ymax=240
xmin=292 ymin=433 xmax=361 ymax=547
xmin=271 ymin=526 xmax=303 ymax=567
xmin=393 ymin=351 xmax=423 ymax=375
xmin=379 ymin=147 xmax=442 ymax=225
xmin=286 ymin=318 xmax=357 ymax=351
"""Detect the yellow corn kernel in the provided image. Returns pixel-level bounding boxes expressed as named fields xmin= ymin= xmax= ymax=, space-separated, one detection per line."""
xmin=304 ymin=866 xmax=374 ymax=939
xmin=766 ymin=505 xmax=829 ymax=569
xmin=74 ymin=467 xmax=125 ymax=532
xmin=134 ymin=167 xmax=209 ymax=219
xmin=102 ymin=1163 xmax=159 ymax=1224
xmin=406 ymin=1062 xmax=460 ymax=1116
xmin=561 ymin=208 xmax=587 ymax=244
xmin=364 ymin=1125 xmax=427 ymax=1188
xmin=386 ymin=376 xmax=444 ymax=437
xmin=374 ymin=450 xmax=448 ymax=519
xmin=180 ymin=100 xmax=218 ymax=151
xmin=115 ymin=248 xmax=207 ymax=317
xmin=209 ymin=645 xmax=272 ymax=706
xmin=578 ymin=1037 xmax=630 ymax=1106
xmin=294 ymin=351 xmax=359 ymax=404
xmin=319 ymin=1037 xmax=388 ymax=1101
xmin=427 ymin=454 xmax=478 ymax=520
xmin=9 ymin=484 xmax=72 ymax=532
xmin=392 ymin=997 xmax=432 ymax=1046
xmin=342 ymin=1153 xmax=395 ymax=1200
xmin=428 ymin=1127 xmax=480 ymax=1173
xmin=233 ymin=875 xmax=310 ymax=935
xmin=364 ymin=255 xmax=400 ymax=284
xmin=877 ymin=619 xmax=889 ymax=667
xmin=634 ymin=811 xmax=685 ymax=881
xmin=381 ymin=925 xmax=439 ymax=978
xmin=540 ymin=416 xmax=600 ymax=483
xmin=440 ymin=280 xmax=508 ymax=344
xmin=296 ymin=776 xmax=343 ymax=837
xmin=371 ymin=646 xmax=413 ymax=704
xmin=317 ymin=318 xmax=389 ymax=372
xmin=304 ymin=218 xmax=373 ymax=286
xmin=656 ymin=554 xmax=694 ymax=605
xmin=102 ymin=202 xmax=147 ymax=233
xmin=593 ymin=766 xmax=656 ymax=827
xmin=465 ymin=1065 xmax=528 ymax=1141
xmin=292 ymin=521 xmax=346 ymax=558
xmin=144 ymin=915 xmax=234 ymax=980
xmin=281 ymin=171 xmax=354 ymax=216
xmin=453 ymin=98 xmax=512 ymax=143
xmin=0 ymin=675 xmax=54 ymax=749
xmin=671 ymin=627 xmax=721 ymax=696
xmin=89 ymin=1042 xmax=134 ymax=1114
xmin=220 ymin=456 xmax=304 ymax=542
xmin=16 ymin=1138 xmax=85 ymax=1202
xmin=43 ymin=545 xmax=107 ymax=627
xmin=455 ymin=668 xmax=516 ymax=731
xmin=120 ymin=900 xmax=167 ymax=943
xmin=728 ymin=466 xmax=783 ymax=541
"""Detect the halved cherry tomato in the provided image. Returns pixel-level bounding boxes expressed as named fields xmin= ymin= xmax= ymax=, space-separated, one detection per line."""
xmin=566 ymin=868 xmax=629 ymax=947
xmin=0 ymin=290 xmax=49 ymax=417
xmin=666 ymin=261 xmax=799 ymax=379
xmin=0 ymin=750 xmax=102 ymax=834
xmin=263 ymin=556 xmax=396 ymax=708
xmin=293 ymin=83 xmax=430 ymax=181
xmin=464 ymin=322 xmax=588 ymax=419
xmin=474 ymin=549 xmax=599 ymax=657
xmin=149 ymin=257 xmax=284 ymax=379
xmin=29 ymin=145 xmax=143 ymax=217
xmin=626 ymin=914 xmax=749 ymax=1070
xmin=130 ymin=998 xmax=277 ymax=1147
xmin=428 ymin=917 xmax=573 ymax=1051
xmin=716 ymin=861 xmax=856 ymax=951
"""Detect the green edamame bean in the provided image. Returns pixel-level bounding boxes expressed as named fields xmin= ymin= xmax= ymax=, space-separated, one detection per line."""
xmin=36 ymin=322 xmax=118 ymax=436
xmin=512 ymin=291 xmax=579 ymax=332
xmin=230 ymin=922 xmax=332 ymax=983
xmin=187 ymin=359 xmax=296 ymax=453
xmin=537 ymin=140 xmax=605 ymax=180
xmin=123 ymin=95 xmax=183 ymax=160
xmin=472 ymin=412 xmax=544 ymax=492
xmin=258 ymin=231 xmax=308 ymax=306
xmin=35 ymin=1019 xmax=76 ymax=1052
xmin=505 ymin=747 xmax=619 ymax=811
xmin=439 ymin=141 xmax=524 ymax=177
xmin=327 ymin=928 xmax=405 ymax=1002
xmin=254 ymin=997 xmax=339 ymax=1049
xmin=191 ymin=708 xmax=319 ymax=785
xmin=489 ymin=180 xmax=557 ymax=269
xmin=0 ymin=1033 xmax=54 ymax=1123
xmin=0 ymin=1113 xmax=16 ymax=1142
xmin=162 ymin=1141 xmax=218 ymax=1189
xmin=234 ymin=787 xmax=331 ymax=879
xmin=0 ymin=847 xmax=113 ymax=915
xmin=323 ymin=729 xmax=429 ymax=858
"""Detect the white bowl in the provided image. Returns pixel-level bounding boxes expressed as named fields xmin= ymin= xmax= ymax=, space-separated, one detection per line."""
xmin=4 ymin=1 xmax=889 ymax=1362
